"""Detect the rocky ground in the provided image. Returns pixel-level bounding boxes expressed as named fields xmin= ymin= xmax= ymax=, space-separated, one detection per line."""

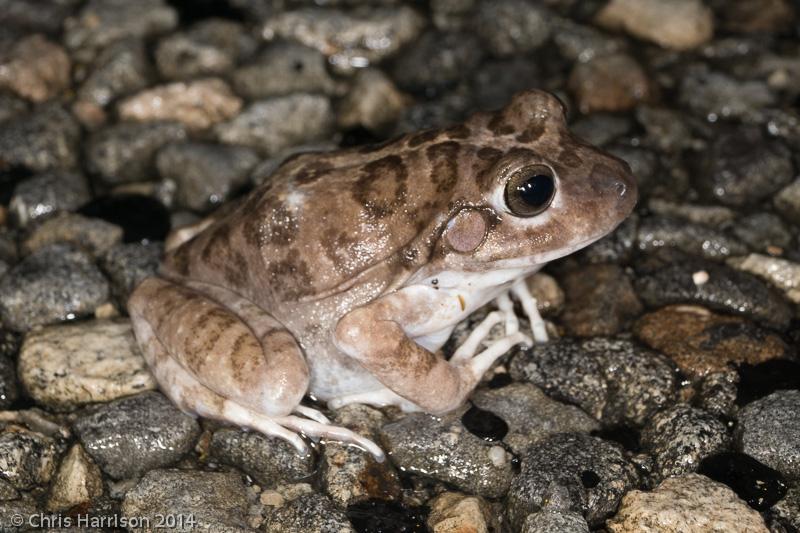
xmin=0 ymin=0 xmax=798 ymax=531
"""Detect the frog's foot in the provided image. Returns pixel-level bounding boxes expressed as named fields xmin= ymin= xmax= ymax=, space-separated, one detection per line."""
xmin=328 ymin=388 xmax=422 ymax=413
xmin=512 ymin=278 xmax=549 ymax=343
xmin=273 ymin=415 xmax=385 ymax=460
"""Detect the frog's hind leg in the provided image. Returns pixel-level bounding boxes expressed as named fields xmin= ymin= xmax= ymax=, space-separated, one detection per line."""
xmin=128 ymin=277 xmax=383 ymax=459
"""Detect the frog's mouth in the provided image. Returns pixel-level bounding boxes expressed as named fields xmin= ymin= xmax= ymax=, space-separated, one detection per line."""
xmin=484 ymin=230 xmax=611 ymax=271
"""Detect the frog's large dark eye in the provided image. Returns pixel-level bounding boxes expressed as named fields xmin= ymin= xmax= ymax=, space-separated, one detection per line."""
xmin=504 ymin=166 xmax=556 ymax=217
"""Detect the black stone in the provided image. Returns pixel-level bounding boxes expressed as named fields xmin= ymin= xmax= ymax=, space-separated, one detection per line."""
xmin=699 ymin=452 xmax=788 ymax=511
xmin=346 ymin=499 xmax=429 ymax=533
xmin=0 ymin=166 xmax=33 ymax=205
xmin=165 ymin=0 xmax=245 ymax=23
xmin=591 ymin=426 xmax=641 ymax=453
xmin=737 ymin=360 xmax=800 ymax=406
xmin=487 ymin=372 xmax=513 ymax=389
xmin=79 ymin=194 xmax=170 ymax=244
xmin=461 ymin=405 xmax=509 ymax=442
xmin=580 ymin=470 xmax=601 ymax=489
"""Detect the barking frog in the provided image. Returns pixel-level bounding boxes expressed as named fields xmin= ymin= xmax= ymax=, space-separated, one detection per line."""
xmin=128 ymin=90 xmax=637 ymax=459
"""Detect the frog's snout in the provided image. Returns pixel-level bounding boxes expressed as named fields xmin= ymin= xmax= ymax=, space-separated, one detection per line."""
xmin=589 ymin=158 xmax=638 ymax=218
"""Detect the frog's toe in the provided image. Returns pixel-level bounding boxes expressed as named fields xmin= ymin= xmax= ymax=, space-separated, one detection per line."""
xmin=275 ymin=415 xmax=385 ymax=461
xmin=328 ymin=389 xmax=420 ymax=412
xmin=293 ymin=404 xmax=331 ymax=425
xmin=512 ymin=278 xmax=549 ymax=343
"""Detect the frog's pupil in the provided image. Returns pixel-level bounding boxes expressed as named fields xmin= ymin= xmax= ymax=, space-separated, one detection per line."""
xmin=517 ymin=174 xmax=554 ymax=207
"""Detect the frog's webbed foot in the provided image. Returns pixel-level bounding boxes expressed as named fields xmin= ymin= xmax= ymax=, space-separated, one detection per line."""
xmin=129 ymin=277 xmax=385 ymax=460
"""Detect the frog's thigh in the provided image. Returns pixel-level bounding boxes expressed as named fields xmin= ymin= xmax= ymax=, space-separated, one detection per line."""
xmin=129 ymin=277 xmax=308 ymax=417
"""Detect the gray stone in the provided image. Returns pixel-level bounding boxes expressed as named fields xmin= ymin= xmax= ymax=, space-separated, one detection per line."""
xmin=392 ymin=31 xmax=483 ymax=92
xmin=76 ymin=38 xmax=152 ymax=109
xmin=64 ymin=0 xmax=178 ymax=55
xmin=0 ymin=352 xmax=18 ymax=409
xmin=647 ymin=200 xmax=736 ymax=228
xmin=570 ymin=114 xmax=633 ymax=147
xmin=155 ymin=18 xmax=255 ymax=80
xmin=21 ymin=212 xmax=123 ymax=258
xmin=733 ymin=212 xmax=792 ymax=253
xmin=337 ymin=69 xmax=408 ymax=134
xmin=636 ymin=216 xmax=747 ymax=261
xmin=634 ymin=258 xmax=793 ymax=330
xmin=0 ymin=494 xmax=39 ymax=531
xmin=156 ymin=142 xmax=259 ymax=212
xmin=209 ymin=428 xmax=315 ymax=487
xmin=100 ymin=241 xmax=163 ymax=303
xmin=0 ymin=104 xmax=80 ymax=172
xmin=641 ymin=404 xmax=730 ymax=480
xmin=86 ymin=121 xmax=187 ymax=184
xmin=379 ymin=409 xmax=515 ymax=498
xmin=18 ymin=319 xmax=156 ymax=411
xmin=635 ymin=106 xmax=694 ymax=153
xmin=430 ymin=0 xmax=477 ymax=31
xmin=0 ymin=91 xmax=27 ymax=123
xmin=606 ymin=144 xmax=659 ymax=192
xmin=738 ymin=390 xmax=800 ymax=479
xmin=699 ymin=127 xmax=793 ymax=207
xmin=261 ymin=6 xmax=425 ymax=74
xmin=471 ymin=383 xmax=599 ymax=453
xmin=73 ymin=391 xmax=200 ymax=479
xmin=551 ymin=17 xmax=626 ymax=63
xmin=507 ymin=433 xmax=639 ymax=530
xmin=232 ymin=42 xmax=338 ymax=100
xmin=122 ymin=469 xmax=252 ymax=532
xmin=728 ymin=253 xmax=800 ymax=304
xmin=697 ymin=370 xmax=739 ymax=418
xmin=522 ymin=510 xmax=590 ymax=533
xmin=261 ymin=492 xmax=355 ymax=533
xmin=470 ymin=58 xmax=542 ymax=111
xmin=215 ymin=95 xmax=334 ymax=156
xmin=476 ymin=0 xmax=550 ymax=57
xmin=0 ymin=427 xmax=57 ymax=490
xmin=0 ymin=0 xmax=78 ymax=34
xmin=510 ymin=338 xmax=677 ymax=427
xmin=8 ymin=171 xmax=90 ymax=228
xmin=774 ymin=178 xmax=800 ymax=225
xmin=579 ymin=214 xmax=638 ymax=264
xmin=680 ymin=66 xmax=776 ymax=122
xmin=0 ymin=244 xmax=110 ymax=332
xmin=768 ymin=482 xmax=800 ymax=533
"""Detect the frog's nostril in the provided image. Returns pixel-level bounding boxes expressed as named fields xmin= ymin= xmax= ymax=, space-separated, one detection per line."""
xmin=614 ymin=181 xmax=628 ymax=197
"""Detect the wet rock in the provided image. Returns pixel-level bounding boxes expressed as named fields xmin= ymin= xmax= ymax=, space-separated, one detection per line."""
xmin=156 ymin=142 xmax=258 ymax=212
xmin=380 ymin=409 xmax=515 ymax=498
xmin=430 ymin=0 xmax=477 ymax=31
xmin=392 ymin=31 xmax=483 ymax=92
xmin=607 ymin=474 xmax=768 ymax=532
xmin=0 ymin=427 xmax=57 ymax=490
xmin=0 ymin=244 xmax=110 ymax=332
xmin=526 ymin=272 xmax=565 ymax=317
xmin=345 ymin=498 xmax=430 ymax=533
xmin=8 ymin=171 xmax=91 ymax=228
xmin=79 ymin=193 xmax=171 ymax=244
xmin=471 ymin=383 xmax=599 ymax=453
xmin=475 ymin=0 xmax=550 ymax=57
xmin=559 ymin=264 xmax=642 ymax=337
xmin=737 ymin=360 xmax=800 ymax=407
xmin=774 ymin=178 xmax=800 ymax=224
xmin=698 ymin=127 xmax=793 ymax=207
xmin=155 ymin=18 xmax=254 ymax=80
xmin=510 ymin=338 xmax=677 ymax=427
xmin=263 ymin=492 xmax=355 ymax=533
xmin=261 ymin=6 xmax=425 ymax=74
xmin=570 ymin=113 xmax=633 ymax=147
xmin=636 ymin=216 xmax=746 ymax=261
xmin=427 ymin=492 xmax=493 ymax=533
xmin=700 ymin=452 xmax=788 ymax=512
xmin=768 ymin=482 xmax=800 ymax=532
xmin=321 ymin=404 xmax=401 ymax=507
xmin=641 ymin=404 xmax=729 ymax=480
xmin=698 ymin=370 xmax=739 ymax=418
xmin=209 ymin=428 xmax=315 ymax=487
xmin=635 ymin=106 xmax=694 ymax=153
xmin=75 ymin=38 xmax=152 ymax=123
xmin=522 ymin=510 xmax=590 ymax=533
xmin=634 ymin=305 xmax=788 ymax=378
xmin=0 ymin=0 xmax=77 ymax=34
xmin=122 ymin=469 xmax=251 ymax=531
xmin=728 ymin=254 xmax=800 ymax=303
xmin=595 ymin=0 xmax=713 ymax=51
xmin=634 ymin=259 xmax=793 ymax=330
xmin=232 ymin=42 xmax=338 ymax=100
xmin=579 ymin=215 xmax=638 ymax=264
xmin=680 ymin=66 xmax=776 ymax=122
xmin=21 ymin=212 xmax=123 ymax=258
xmin=215 ymin=95 xmax=334 ymax=156
xmin=551 ymin=17 xmax=626 ymax=64
xmin=118 ymin=78 xmax=242 ymax=131
xmin=737 ymin=390 xmax=800 ymax=479
xmin=507 ymin=433 xmax=638 ymax=530
xmin=719 ymin=0 xmax=795 ymax=34
xmin=86 ymin=121 xmax=187 ymax=184
xmin=732 ymin=213 xmax=792 ymax=253
xmin=607 ymin=143 xmax=660 ymax=193
xmin=0 ymin=104 xmax=80 ymax=172
xmin=0 ymin=91 xmax=27 ymax=123
xmin=100 ymin=241 xmax=162 ymax=302
xmin=568 ymin=54 xmax=651 ymax=114
xmin=0 ymin=494 xmax=39 ymax=531
xmin=0 ymin=351 xmax=18 ymax=409
xmin=470 ymin=57 xmax=542 ymax=111
xmin=18 ymin=319 xmax=156 ymax=411
xmin=73 ymin=391 xmax=200 ymax=479
xmin=47 ymin=444 xmax=104 ymax=511
xmin=647 ymin=200 xmax=735 ymax=227
xmin=64 ymin=0 xmax=178 ymax=57
xmin=337 ymin=69 xmax=408 ymax=134
xmin=0 ymin=34 xmax=70 ymax=103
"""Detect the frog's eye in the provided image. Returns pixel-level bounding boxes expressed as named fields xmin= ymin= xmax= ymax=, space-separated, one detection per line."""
xmin=504 ymin=165 xmax=556 ymax=217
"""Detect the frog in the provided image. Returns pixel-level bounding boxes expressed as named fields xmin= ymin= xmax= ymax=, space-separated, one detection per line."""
xmin=128 ymin=90 xmax=637 ymax=459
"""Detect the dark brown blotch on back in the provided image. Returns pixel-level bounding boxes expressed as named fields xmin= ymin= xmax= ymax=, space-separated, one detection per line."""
xmin=487 ymin=114 xmax=515 ymax=136
xmin=407 ymin=129 xmax=439 ymax=148
xmin=353 ymin=154 xmax=409 ymax=218
xmin=426 ymin=141 xmax=461 ymax=193
xmin=267 ymin=249 xmax=314 ymax=300
xmin=516 ymin=121 xmax=545 ymax=143
xmin=293 ymin=160 xmax=334 ymax=185
xmin=201 ymin=223 xmax=233 ymax=263
xmin=444 ymin=124 xmax=471 ymax=140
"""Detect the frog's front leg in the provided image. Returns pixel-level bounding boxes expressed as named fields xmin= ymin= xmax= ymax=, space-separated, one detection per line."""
xmin=333 ymin=287 xmax=530 ymax=414
xmin=128 ymin=277 xmax=384 ymax=459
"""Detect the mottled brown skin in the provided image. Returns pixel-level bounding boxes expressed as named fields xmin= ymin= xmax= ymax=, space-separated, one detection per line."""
xmin=128 ymin=90 xmax=637 ymax=454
